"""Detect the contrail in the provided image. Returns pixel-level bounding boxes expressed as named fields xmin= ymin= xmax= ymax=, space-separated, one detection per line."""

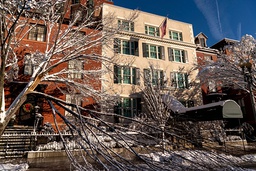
xmin=194 ymin=0 xmax=223 ymax=41
xmin=215 ymin=0 xmax=222 ymax=36
xmin=237 ymin=23 xmax=241 ymax=40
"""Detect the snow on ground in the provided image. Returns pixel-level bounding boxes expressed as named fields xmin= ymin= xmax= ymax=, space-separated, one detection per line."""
xmin=1 ymin=150 xmax=256 ymax=170
xmin=0 ymin=163 xmax=29 ymax=171
xmin=142 ymin=150 xmax=256 ymax=170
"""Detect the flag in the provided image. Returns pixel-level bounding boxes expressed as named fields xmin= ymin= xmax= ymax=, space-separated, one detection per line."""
xmin=160 ymin=17 xmax=167 ymax=39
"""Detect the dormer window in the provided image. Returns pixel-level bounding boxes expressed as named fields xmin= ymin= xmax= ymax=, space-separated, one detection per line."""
xmin=200 ymin=38 xmax=206 ymax=47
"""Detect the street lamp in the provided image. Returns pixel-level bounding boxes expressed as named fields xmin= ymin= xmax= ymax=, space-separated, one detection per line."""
xmin=239 ymin=59 xmax=256 ymax=121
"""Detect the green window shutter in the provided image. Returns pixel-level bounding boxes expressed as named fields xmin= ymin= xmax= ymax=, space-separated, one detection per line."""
xmin=135 ymin=68 xmax=140 ymax=85
xmin=142 ymin=43 xmax=149 ymax=57
xmin=132 ymin=67 xmax=136 ymax=85
xmin=114 ymin=65 xmax=121 ymax=83
xmin=145 ymin=26 xmax=148 ymax=34
xmin=185 ymin=50 xmax=188 ymax=63
xmin=185 ymin=73 xmax=189 ymax=89
xmin=134 ymin=41 xmax=139 ymax=56
xmin=156 ymin=27 xmax=160 ymax=36
xmin=168 ymin=47 xmax=174 ymax=61
xmin=160 ymin=46 xmax=165 ymax=60
xmin=179 ymin=32 xmax=183 ymax=41
xmin=182 ymin=50 xmax=188 ymax=63
xmin=131 ymin=22 xmax=134 ymax=31
xmin=144 ymin=69 xmax=150 ymax=85
xmin=170 ymin=72 xmax=176 ymax=88
xmin=160 ymin=70 xmax=164 ymax=87
xmin=114 ymin=38 xmax=121 ymax=53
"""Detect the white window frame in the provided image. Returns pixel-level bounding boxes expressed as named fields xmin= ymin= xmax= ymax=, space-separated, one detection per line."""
xmin=114 ymin=97 xmax=140 ymax=118
xmin=114 ymin=39 xmax=138 ymax=56
xmin=169 ymin=30 xmax=183 ymax=41
xmin=168 ymin=48 xmax=188 ymax=63
xmin=171 ymin=72 xmax=189 ymax=89
xmin=145 ymin=25 xmax=159 ymax=37
xmin=28 ymin=25 xmax=46 ymax=42
xmin=142 ymin=43 xmax=165 ymax=60
xmin=65 ymin=94 xmax=82 ymax=117
xmin=114 ymin=65 xmax=140 ymax=85
xmin=68 ymin=59 xmax=83 ymax=79
xmin=118 ymin=19 xmax=134 ymax=32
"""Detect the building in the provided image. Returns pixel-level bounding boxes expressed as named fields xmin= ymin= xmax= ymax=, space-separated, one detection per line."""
xmin=195 ymin=32 xmax=221 ymax=104
xmin=4 ymin=0 xmax=113 ymax=128
xmin=101 ymin=3 xmax=202 ymax=123
xmin=210 ymin=38 xmax=256 ymax=127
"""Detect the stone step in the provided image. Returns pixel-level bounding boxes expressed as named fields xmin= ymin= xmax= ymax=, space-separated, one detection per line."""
xmin=0 ymin=136 xmax=34 ymax=142
xmin=0 ymin=143 xmax=32 ymax=148
xmin=0 ymin=126 xmax=35 ymax=158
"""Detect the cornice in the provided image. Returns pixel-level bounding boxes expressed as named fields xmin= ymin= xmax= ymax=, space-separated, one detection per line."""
xmin=196 ymin=46 xmax=219 ymax=54
xmin=117 ymin=31 xmax=196 ymax=49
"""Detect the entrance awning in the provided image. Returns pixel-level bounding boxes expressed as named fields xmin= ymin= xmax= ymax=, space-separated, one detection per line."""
xmin=179 ymin=100 xmax=243 ymax=121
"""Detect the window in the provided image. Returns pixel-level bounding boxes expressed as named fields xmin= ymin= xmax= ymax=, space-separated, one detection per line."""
xmin=144 ymin=69 xmax=164 ymax=86
xmin=168 ymin=47 xmax=188 ymax=63
xmin=205 ymin=55 xmax=213 ymax=61
xmin=118 ymin=19 xmax=134 ymax=32
xmin=28 ymin=25 xmax=46 ymax=42
xmin=24 ymin=53 xmax=42 ymax=75
xmin=24 ymin=54 xmax=33 ymax=75
xmin=208 ymin=80 xmax=216 ymax=92
xmin=114 ymin=98 xmax=141 ymax=120
xmin=114 ymin=39 xmax=139 ymax=56
xmin=114 ymin=65 xmax=140 ymax=85
xmin=200 ymin=38 xmax=206 ymax=47
xmin=68 ymin=30 xmax=86 ymax=44
xmin=68 ymin=60 xmax=83 ymax=79
xmin=145 ymin=25 xmax=159 ymax=37
xmin=72 ymin=0 xmax=80 ymax=4
xmin=169 ymin=30 xmax=183 ymax=41
xmin=65 ymin=94 xmax=82 ymax=117
xmin=170 ymin=72 xmax=189 ymax=89
xmin=142 ymin=43 xmax=165 ymax=60
xmin=180 ymin=100 xmax=194 ymax=108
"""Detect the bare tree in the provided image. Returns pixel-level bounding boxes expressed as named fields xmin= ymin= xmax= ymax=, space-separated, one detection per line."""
xmin=198 ymin=34 xmax=256 ymax=92
xmin=0 ymin=0 xmax=125 ymax=134
xmin=0 ymin=1 xmax=250 ymax=170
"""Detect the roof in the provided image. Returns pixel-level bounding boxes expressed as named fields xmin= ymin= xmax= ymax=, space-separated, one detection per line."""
xmin=195 ymin=32 xmax=208 ymax=39
xmin=211 ymin=38 xmax=239 ymax=50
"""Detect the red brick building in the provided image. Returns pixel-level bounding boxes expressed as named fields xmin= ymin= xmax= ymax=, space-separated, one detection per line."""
xmin=195 ymin=33 xmax=220 ymax=104
xmin=5 ymin=0 xmax=113 ymax=128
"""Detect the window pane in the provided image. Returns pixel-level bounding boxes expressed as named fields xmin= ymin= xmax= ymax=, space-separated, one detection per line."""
xmin=123 ymin=21 xmax=129 ymax=31
xmin=152 ymin=70 xmax=158 ymax=85
xmin=178 ymin=73 xmax=184 ymax=88
xmin=123 ymin=98 xmax=132 ymax=117
xmin=174 ymin=50 xmax=181 ymax=62
xmin=149 ymin=27 xmax=155 ymax=36
xmin=122 ymin=41 xmax=130 ymax=55
xmin=172 ymin=32 xmax=179 ymax=40
xmin=123 ymin=67 xmax=131 ymax=84
xmin=150 ymin=45 xmax=157 ymax=58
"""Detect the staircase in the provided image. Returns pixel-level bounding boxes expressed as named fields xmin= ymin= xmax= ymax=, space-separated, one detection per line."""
xmin=0 ymin=126 xmax=35 ymax=158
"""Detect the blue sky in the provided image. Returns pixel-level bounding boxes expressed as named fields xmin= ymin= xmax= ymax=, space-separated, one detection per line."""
xmin=113 ymin=0 xmax=256 ymax=47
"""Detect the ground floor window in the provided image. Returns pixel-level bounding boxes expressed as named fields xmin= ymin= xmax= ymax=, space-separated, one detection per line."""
xmin=180 ymin=100 xmax=194 ymax=108
xmin=114 ymin=97 xmax=141 ymax=122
